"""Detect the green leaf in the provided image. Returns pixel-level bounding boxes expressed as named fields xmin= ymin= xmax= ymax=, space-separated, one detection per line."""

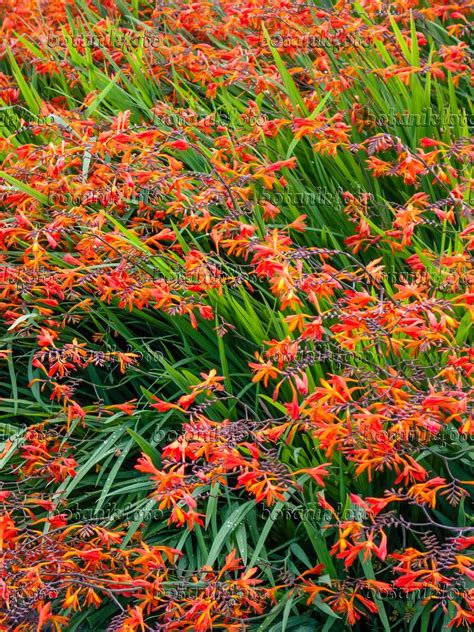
xmin=0 ymin=172 xmax=48 ymax=204
xmin=206 ymin=501 xmax=255 ymax=566
xmin=127 ymin=428 xmax=162 ymax=466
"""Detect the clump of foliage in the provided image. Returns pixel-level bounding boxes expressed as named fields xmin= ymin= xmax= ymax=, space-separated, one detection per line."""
xmin=0 ymin=0 xmax=472 ymax=629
